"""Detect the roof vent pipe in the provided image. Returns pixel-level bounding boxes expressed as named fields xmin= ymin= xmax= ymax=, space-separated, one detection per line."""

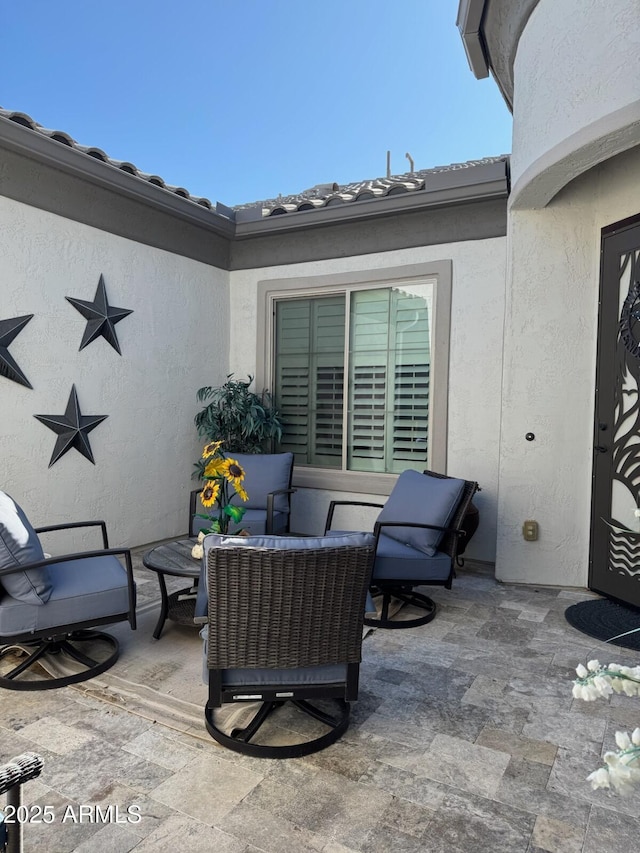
xmin=386 ymin=150 xmax=391 ymax=178
xmin=405 ymin=152 xmax=414 ymax=172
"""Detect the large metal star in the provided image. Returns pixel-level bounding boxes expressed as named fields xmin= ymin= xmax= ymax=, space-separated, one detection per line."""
xmin=0 ymin=314 xmax=34 ymax=388
xmin=34 ymin=385 xmax=108 ymax=466
xmin=66 ymin=274 xmax=133 ymax=354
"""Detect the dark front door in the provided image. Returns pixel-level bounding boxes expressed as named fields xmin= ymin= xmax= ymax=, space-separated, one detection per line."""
xmin=590 ymin=213 xmax=640 ymax=606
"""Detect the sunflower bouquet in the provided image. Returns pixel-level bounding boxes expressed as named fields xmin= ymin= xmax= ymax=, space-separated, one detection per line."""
xmin=191 ymin=441 xmax=249 ymax=557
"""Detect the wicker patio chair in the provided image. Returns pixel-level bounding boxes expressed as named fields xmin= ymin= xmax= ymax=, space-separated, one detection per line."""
xmin=0 ymin=752 xmax=43 ymax=853
xmin=202 ymin=532 xmax=375 ymax=758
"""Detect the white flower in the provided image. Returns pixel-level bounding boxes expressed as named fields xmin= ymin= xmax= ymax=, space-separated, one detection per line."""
xmin=191 ymin=543 xmax=204 ymax=560
xmin=197 ymin=530 xmax=206 ymax=543
xmin=631 ymin=728 xmax=640 ymax=746
xmin=575 ymin=663 xmax=588 ymax=679
xmin=587 ymin=660 xmax=601 ymax=672
xmin=615 ymin=731 xmax=632 ymax=750
xmin=587 ymin=767 xmax=610 ymax=789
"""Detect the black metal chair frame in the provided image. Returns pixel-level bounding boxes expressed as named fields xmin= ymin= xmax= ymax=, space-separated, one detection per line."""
xmin=0 ymin=521 xmax=136 ymax=691
xmin=0 ymin=753 xmax=44 ymax=853
xmin=325 ymin=471 xmax=480 ymax=629
xmin=204 ymin=542 xmax=374 ymax=758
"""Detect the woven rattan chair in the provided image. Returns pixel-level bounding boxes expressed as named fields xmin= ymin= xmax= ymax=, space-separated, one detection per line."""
xmin=0 ymin=752 xmax=43 ymax=852
xmin=202 ymin=532 xmax=375 ymax=758
xmin=325 ymin=469 xmax=480 ymax=629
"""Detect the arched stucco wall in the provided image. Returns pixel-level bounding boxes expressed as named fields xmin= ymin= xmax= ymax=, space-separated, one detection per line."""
xmin=509 ymin=0 xmax=640 ymax=209
xmin=496 ymin=146 xmax=640 ymax=587
xmin=0 ymin=196 xmax=229 ymax=548
xmin=229 ymin=238 xmax=507 ymax=564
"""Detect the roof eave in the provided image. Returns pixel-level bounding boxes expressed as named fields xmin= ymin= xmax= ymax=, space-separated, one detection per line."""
xmin=456 ymin=0 xmax=490 ymax=79
xmin=234 ymin=163 xmax=509 ymax=238
xmin=0 ymin=114 xmax=236 ymax=239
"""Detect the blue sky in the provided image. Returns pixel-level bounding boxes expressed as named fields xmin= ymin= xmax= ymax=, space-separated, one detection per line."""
xmin=0 ymin=1 xmax=512 ymax=207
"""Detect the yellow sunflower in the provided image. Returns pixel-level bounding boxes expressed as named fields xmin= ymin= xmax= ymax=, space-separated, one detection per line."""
xmin=221 ymin=458 xmax=246 ymax=491
xmin=234 ymin=483 xmax=249 ymax=502
xmin=200 ymin=481 xmax=220 ymax=508
xmin=203 ymin=457 xmax=225 ymax=478
xmin=202 ymin=440 xmax=223 ymax=459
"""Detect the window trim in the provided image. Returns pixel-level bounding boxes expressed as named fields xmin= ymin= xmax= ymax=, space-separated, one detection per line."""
xmin=256 ymin=260 xmax=452 ymax=494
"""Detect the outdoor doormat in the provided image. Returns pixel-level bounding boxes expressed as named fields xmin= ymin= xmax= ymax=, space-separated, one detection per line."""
xmin=565 ymin=598 xmax=640 ymax=650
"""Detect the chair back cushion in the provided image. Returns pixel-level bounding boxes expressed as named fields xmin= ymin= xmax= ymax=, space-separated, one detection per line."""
xmin=0 ymin=492 xmax=52 ymax=604
xmin=232 ymin=453 xmax=293 ymax=513
xmin=375 ymin=469 xmax=465 ymax=556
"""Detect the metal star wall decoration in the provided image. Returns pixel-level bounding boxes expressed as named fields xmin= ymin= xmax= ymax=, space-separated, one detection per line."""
xmin=66 ymin=274 xmax=133 ymax=354
xmin=34 ymin=385 xmax=108 ymax=466
xmin=0 ymin=314 xmax=34 ymax=388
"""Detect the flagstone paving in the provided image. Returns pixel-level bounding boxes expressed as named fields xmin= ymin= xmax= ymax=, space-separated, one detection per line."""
xmin=2 ymin=552 xmax=640 ymax=852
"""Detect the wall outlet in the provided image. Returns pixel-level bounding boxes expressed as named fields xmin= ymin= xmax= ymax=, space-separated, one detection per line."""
xmin=523 ymin=520 xmax=539 ymax=541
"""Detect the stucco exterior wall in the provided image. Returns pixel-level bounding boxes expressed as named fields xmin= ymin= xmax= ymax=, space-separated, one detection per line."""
xmin=0 ymin=195 xmax=229 ymax=548
xmin=229 ymin=238 xmax=507 ymax=563
xmin=497 ymin=145 xmax=640 ymax=587
xmin=509 ymin=0 xmax=640 ymax=208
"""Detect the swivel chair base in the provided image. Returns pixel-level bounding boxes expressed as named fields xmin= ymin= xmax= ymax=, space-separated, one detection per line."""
xmin=0 ymin=630 xmax=119 ymax=690
xmin=205 ymin=698 xmax=350 ymax=758
xmin=364 ymin=587 xmax=437 ymax=629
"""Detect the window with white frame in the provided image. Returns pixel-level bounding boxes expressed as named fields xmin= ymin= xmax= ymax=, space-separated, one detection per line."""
xmin=256 ymin=263 xmax=451 ymax=491
xmin=272 ymin=278 xmax=437 ymax=476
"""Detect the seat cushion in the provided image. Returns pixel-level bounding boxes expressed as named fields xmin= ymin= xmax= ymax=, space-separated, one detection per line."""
xmin=373 ymin=533 xmax=453 ymax=582
xmin=232 ymin=453 xmax=293 ymax=514
xmin=0 ymin=492 xmax=51 ymax=605
xmin=376 ymin=470 xmax=465 ymax=557
xmin=0 ymin=555 xmax=131 ymax=636
xmin=233 ymin=508 xmax=288 ymax=536
xmin=203 ymin=531 xmax=375 ymax=552
xmin=199 ymin=631 xmax=347 ymax=687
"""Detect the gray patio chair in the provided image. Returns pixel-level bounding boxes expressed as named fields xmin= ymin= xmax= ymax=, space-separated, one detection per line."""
xmin=325 ymin=469 xmax=480 ymax=629
xmin=0 ymin=752 xmax=44 ymax=853
xmin=200 ymin=531 xmax=375 ymax=758
xmin=189 ymin=451 xmax=295 ymax=536
xmin=0 ymin=491 xmax=136 ymax=690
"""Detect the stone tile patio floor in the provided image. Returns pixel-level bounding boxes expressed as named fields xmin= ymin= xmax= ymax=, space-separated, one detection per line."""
xmin=3 ymin=550 xmax=640 ymax=852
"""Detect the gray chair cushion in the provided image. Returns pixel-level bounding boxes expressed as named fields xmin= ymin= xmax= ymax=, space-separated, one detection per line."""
xmin=199 ymin=629 xmax=347 ymax=687
xmin=222 ymin=663 xmax=348 ymax=687
xmin=0 ymin=492 xmax=51 ymax=605
xmin=232 ymin=453 xmax=293 ymax=514
xmin=233 ymin=508 xmax=288 ymax=536
xmin=375 ymin=470 xmax=465 ymax=556
xmin=203 ymin=531 xmax=375 ymax=552
xmin=372 ymin=533 xmax=453 ymax=582
xmin=0 ymin=555 xmax=131 ymax=636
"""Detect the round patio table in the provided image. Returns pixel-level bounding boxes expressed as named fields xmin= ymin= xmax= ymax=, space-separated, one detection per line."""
xmin=142 ymin=538 xmax=202 ymax=639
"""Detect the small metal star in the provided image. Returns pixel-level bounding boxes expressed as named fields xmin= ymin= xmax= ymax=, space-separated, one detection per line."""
xmin=66 ymin=274 xmax=133 ymax=354
xmin=34 ymin=385 xmax=108 ymax=466
xmin=0 ymin=314 xmax=34 ymax=388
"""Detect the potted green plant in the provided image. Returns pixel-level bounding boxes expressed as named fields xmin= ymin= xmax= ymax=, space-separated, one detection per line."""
xmin=192 ymin=375 xmax=283 ymax=480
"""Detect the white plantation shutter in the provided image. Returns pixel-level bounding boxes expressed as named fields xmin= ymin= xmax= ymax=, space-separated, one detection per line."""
xmin=348 ymin=288 xmax=429 ymax=473
xmin=275 ymin=284 xmax=430 ymax=473
xmin=275 ymin=296 xmax=345 ymax=467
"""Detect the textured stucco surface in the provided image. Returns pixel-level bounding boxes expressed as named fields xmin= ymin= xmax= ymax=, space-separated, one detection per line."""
xmin=0 ymin=196 xmax=229 ymax=548
xmin=509 ymin=0 xmax=640 ymax=207
xmin=229 ymin=239 xmax=507 ymax=563
xmin=496 ymin=145 xmax=640 ymax=587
